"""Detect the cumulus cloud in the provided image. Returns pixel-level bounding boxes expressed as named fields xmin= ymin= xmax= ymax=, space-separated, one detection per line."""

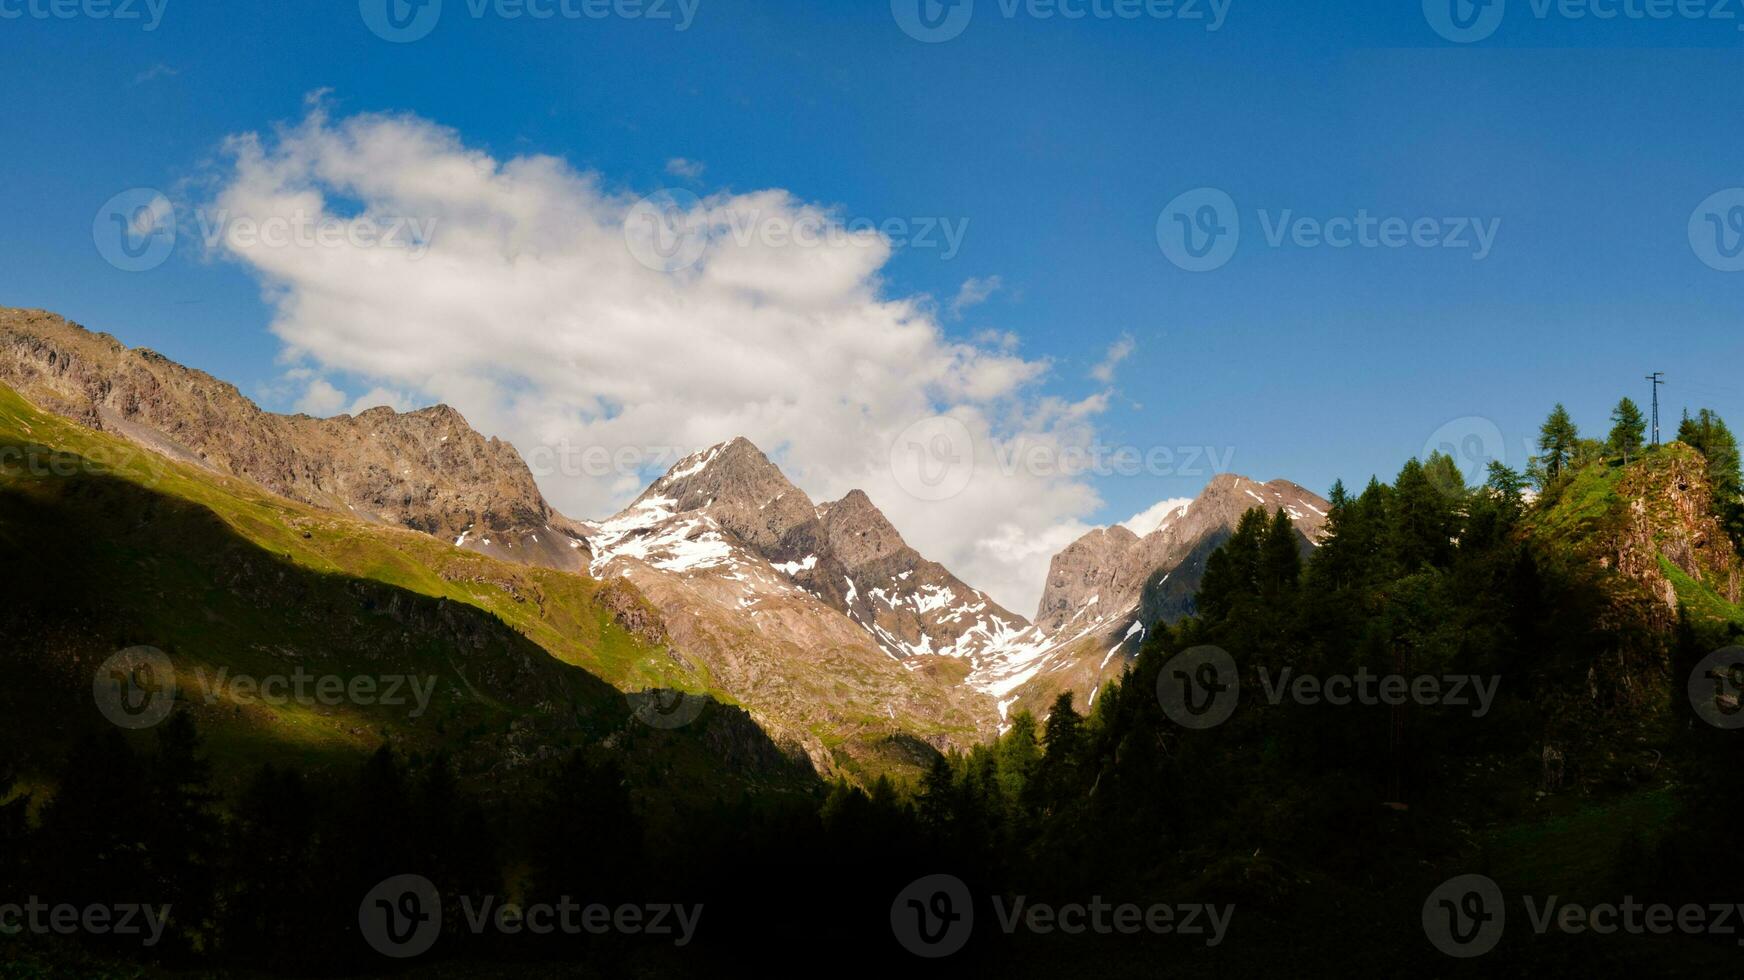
xmin=294 ymin=378 xmax=347 ymax=417
xmin=206 ymin=102 xmax=1112 ymax=613
xmin=1090 ymin=335 xmax=1135 ymax=384
xmin=1121 ymin=497 xmax=1194 ymax=537
xmin=949 ymin=275 xmax=1002 ymax=318
xmin=348 ymin=387 xmax=416 ymax=415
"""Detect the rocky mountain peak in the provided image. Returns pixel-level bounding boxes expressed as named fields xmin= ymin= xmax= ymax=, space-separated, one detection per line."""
xmin=817 ymin=489 xmax=909 ymax=567
xmin=1033 ymin=474 xmax=1330 ymax=638
xmin=0 ymin=307 xmax=588 ymax=572
xmin=641 ymin=437 xmax=817 ymax=552
xmin=1033 ymin=524 xmax=1144 ymax=633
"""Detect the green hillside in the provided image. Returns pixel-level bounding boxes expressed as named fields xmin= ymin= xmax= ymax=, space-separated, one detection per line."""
xmin=1528 ymin=441 xmax=1744 ymax=632
xmin=0 ymin=383 xmax=801 ymax=796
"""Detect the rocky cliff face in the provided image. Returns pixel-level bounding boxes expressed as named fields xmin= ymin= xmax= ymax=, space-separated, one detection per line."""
xmin=973 ymin=474 xmax=1330 ymax=722
xmin=1034 ymin=474 xmax=1328 ymax=641
xmin=0 ymin=308 xmax=587 ymax=570
xmin=1572 ymin=442 xmax=1744 ymax=624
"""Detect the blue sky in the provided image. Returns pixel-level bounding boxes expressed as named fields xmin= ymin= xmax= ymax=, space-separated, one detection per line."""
xmin=2 ymin=0 xmax=1742 ymax=607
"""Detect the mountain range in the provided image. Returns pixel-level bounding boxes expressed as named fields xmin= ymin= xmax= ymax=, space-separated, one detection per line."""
xmin=0 ymin=307 xmax=1328 ymax=773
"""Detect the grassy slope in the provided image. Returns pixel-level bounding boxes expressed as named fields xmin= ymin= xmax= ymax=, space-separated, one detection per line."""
xmin=1530 ymin=443 xmax=1743 ymax=629
xmin=0 ymin=383 xmax=807 ymax=796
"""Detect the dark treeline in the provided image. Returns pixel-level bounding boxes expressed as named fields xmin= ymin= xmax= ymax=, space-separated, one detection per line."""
xmin=4 ymin=403 xmax=1743 ymax=975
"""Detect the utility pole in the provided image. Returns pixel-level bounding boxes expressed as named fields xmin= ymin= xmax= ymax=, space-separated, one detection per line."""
xmin=1646 ymin=372 xmax=1665 ymax=447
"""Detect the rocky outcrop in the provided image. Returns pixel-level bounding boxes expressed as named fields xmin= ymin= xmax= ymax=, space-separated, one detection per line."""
xmin=591 ymin=577 xmax=671 ymax=647
xmin=1608 ymin=443 xmax=1742 ymax=619
xmin=0 ymin=308 xmax=588 ymax=571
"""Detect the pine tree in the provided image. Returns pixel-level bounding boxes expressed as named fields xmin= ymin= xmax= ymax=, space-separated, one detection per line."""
xmin=1390 ymin=458 xmax=1457 ymax=570
xmin=995 ymin=712 xmax=1041 ymax=809
xmin=1261 ymin=506 xmax=1302 ymax=597
xmin=916 ymin=754 xmax=958 ymax=835
xmin=1609 ymin=397 xmax=1646 ymax=462
xmin=1677 ymin=407 xmax=1744 ymax=545
xmin=1536 ymin=403 xmax=1580 ymax=485
xmin=1042 ymin=692 xmax=1083 ymax=758
xmin=1423 ymin=450 xmax=1467 ymax=499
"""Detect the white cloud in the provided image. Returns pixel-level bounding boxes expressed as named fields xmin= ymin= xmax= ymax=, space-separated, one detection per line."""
xmin=207 ymin=102 xmax=1112 ymax=614
xmin=294 ymin=378 xmax=348 ymax=416
xmin=1121 ymin=497 xmax=1194 ymax=537
xmin=949 ymin=275 xmax=1002 ymax=317
xmin=348 ymin=387 xmax=415 ymax=414
xmin=665 ymin=157 xmax=705 ymax=178
xmin=1090 ymin=335 xmax=1135 ymax=384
